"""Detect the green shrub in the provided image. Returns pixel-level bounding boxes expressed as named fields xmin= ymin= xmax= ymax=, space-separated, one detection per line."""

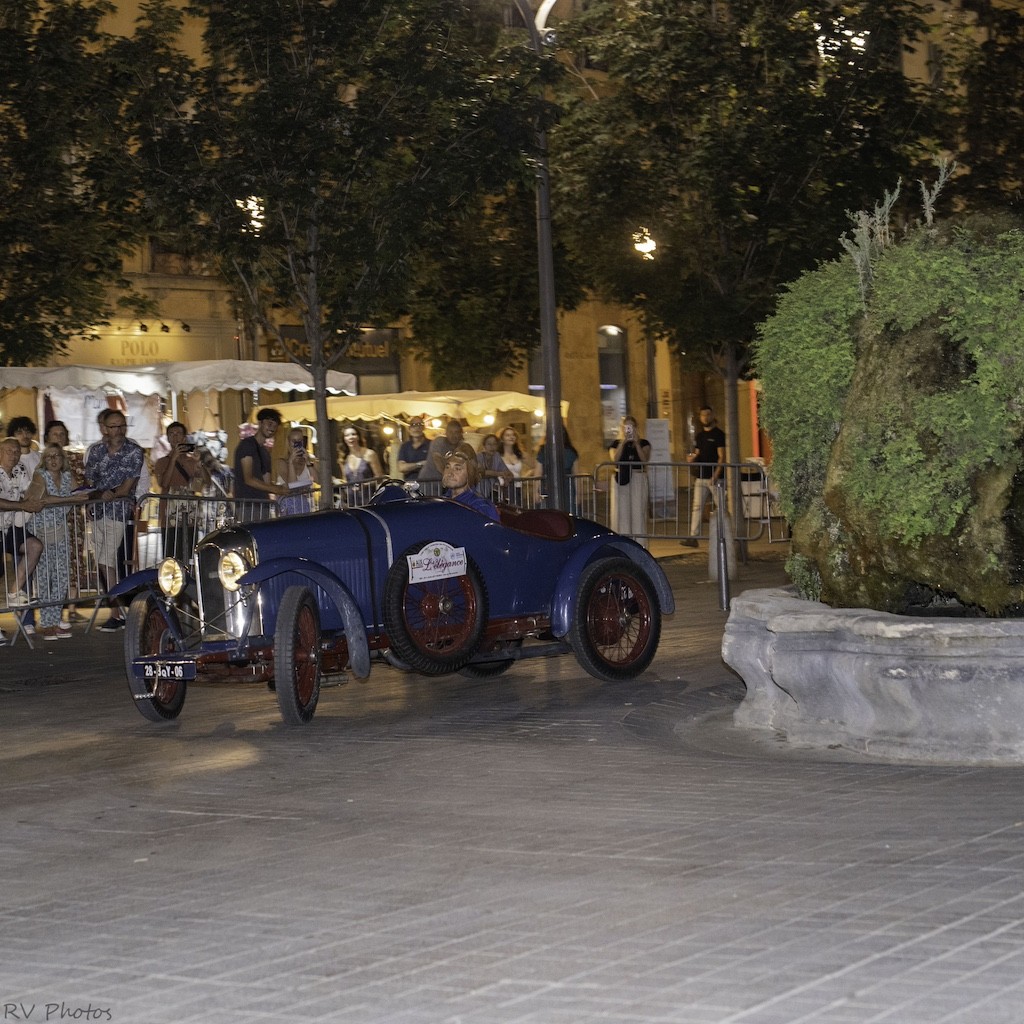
xmin=756 ymin=210 xmax=1024 ymax=613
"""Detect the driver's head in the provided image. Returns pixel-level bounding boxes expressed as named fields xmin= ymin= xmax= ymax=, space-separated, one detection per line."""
xmin=442 ymin=450 xmax=478 ymax=493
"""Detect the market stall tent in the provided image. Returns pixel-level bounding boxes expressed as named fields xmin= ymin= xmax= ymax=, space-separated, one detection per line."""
xmin=1 ymin=360 xmax=358 ymax=448
xmin=277 ymin=389 xmax=568 ymax=431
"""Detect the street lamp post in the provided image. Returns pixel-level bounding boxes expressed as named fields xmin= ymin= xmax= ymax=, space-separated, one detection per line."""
xmin=512 ymin=0 xmax=567 ymax=511
xmin=633 ymin=227 xmax=659 ymax=422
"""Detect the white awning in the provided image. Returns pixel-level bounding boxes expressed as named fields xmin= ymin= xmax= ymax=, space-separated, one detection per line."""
xmin=1 ymin=360 xmax=357 ymax=397
xmin=1 ymin=365 xmax=169 ymax=394
xmin=164 ymin=360 xmax=356 ymax=395
xmin=276 ymin=389 xmax=567 ymax=430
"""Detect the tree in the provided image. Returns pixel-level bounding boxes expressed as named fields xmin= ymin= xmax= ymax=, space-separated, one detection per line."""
xmin=0 ymin=0 xmax=179 ymax=365
xmin=404 ymin=182 xmax=585 ymax=389
xmin=550 ymin=0 xmax=950 ymax=462
xmin=954 ymin=0 xmax=1024 ymax=211
xmin=149 ymin=0 xmax=539 ymax=501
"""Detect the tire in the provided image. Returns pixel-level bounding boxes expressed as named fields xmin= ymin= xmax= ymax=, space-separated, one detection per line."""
xmin=569 ymin=557 xmax=661 ymax=682
xmin=274 ymin=586 xmax=322 ymax=725
xmin=125 ymin=593 xmax=187 ymax=723
xmin=383 ymin=544 xmax=487 ymax=676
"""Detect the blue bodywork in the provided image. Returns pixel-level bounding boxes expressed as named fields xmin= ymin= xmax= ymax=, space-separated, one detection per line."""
xmin=112 ymin=491 xmax=674 ymax=699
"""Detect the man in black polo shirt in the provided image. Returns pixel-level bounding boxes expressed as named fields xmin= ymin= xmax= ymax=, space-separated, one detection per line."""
xmin=683 ymin=405 xmax=726 ymax=546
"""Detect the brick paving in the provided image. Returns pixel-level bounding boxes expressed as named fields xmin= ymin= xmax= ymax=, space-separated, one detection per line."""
xmin=3 ymin=541 xmax=1024 ymax=1024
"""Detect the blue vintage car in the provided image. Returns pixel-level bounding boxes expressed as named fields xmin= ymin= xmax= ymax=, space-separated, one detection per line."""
xmin=110 ymin=485 xmax=675 ymax=725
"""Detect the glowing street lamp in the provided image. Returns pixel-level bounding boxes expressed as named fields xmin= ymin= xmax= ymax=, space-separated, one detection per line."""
xmin=633 ymin=226 xmax=657 ymax=260
xmin=632 ymin=227 xmax=658 ymax=419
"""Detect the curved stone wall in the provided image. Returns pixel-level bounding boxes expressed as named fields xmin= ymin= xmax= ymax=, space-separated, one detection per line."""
xmin=722 ymin=587 xmax=1024 ymax=764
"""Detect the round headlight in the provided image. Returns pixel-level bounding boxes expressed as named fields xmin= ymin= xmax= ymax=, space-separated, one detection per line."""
xmin=157 ymin=558 xmax=185 ymax=597
xmin=218 ymin=550 xmax=249 ymax=591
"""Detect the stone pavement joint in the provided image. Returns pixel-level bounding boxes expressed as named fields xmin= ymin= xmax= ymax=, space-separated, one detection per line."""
xmin=4 ymin=540 xmax=1024 ymax=1023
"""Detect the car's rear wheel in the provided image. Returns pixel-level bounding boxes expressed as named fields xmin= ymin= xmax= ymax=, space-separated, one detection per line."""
xmin=383 ymin=544 xmax=487 ymax=675
xmin=126 ymin=593 xmax=187 ymax=723
xmin=274 ymin=586 xmax=322 ymax=725
xmin=569 ymin=557 xmax=661 ymax=681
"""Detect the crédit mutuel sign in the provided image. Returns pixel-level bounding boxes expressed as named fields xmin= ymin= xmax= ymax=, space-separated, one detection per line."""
xmin=273 ymin=326 xmax=399 ymax=375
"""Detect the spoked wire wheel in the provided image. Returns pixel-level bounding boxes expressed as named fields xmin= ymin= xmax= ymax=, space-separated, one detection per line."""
xmin=569 ymin=557 xmax=661 ymax=681
xmin=383 ymin=544 xmax=487 ymax=675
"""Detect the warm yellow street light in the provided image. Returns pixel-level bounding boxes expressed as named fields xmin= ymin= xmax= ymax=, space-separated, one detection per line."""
xmin=633 ymin=226 xmax=657 ymax=260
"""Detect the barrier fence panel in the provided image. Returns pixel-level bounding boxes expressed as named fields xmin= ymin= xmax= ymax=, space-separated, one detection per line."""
xmin=592 ymin=461 xmax=787 ymax=544
xmin=2 ymin=466 xmax=787 ymax=642
xmin=1 ymin=493 xmax=287 ymax=643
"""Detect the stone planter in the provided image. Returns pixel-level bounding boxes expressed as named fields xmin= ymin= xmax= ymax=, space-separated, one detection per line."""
xmin=722 ymin=586 xmax=1024 ymax=764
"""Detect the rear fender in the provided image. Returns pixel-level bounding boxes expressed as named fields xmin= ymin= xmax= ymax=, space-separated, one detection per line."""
xmin=239 ymin=557 xmax=370 ymax=679
xmin=550 ymin=540 xmax=675 ymax=638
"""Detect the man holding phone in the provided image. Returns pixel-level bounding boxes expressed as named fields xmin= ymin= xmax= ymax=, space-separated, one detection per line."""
xmin=155 ymin=421 xmax=209 ymax=561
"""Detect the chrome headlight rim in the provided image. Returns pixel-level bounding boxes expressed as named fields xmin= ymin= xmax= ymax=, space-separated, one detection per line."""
xmin=218 ymin=550 xmax=249 ymax=592
xmin=157 ymin=557 xmax=186 ymax=598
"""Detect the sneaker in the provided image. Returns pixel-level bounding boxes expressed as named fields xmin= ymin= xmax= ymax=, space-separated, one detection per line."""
xmin=56 ymin=623 xmax=73 ymax=639
xmin=679 ymin=539 xmax=698 ymax=548
xmin=0 ymin=630 xmax=6 ymax=647
xmin=100 ymin=617 xmax=126 ymax=632
xmin=23 ymin=624 xmax=35 ymax=636
xmin=7 ymin=591 xmax=30 ymax=607
xmin=42 ymin=628 xmax=60 ymax=642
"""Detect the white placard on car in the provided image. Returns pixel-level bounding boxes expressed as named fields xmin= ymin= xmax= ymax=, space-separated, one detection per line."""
xmin=407 ymin=542 xmax=468 ymax=583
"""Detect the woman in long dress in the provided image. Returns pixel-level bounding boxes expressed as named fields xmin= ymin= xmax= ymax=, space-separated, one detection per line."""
xmin=609 ymin=415 xmax=651 ymax=549
xmin=25 ymin=445 xmax=89 ymax=639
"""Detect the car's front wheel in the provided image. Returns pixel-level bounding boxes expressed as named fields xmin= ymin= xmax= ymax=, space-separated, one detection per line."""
xmin=274 ymin=586 xmax=322 ymax=725
xmin=125 ymin=593 xmax=187 ymax=723
xmin=569 ymin=557 xmax=661 ymax=681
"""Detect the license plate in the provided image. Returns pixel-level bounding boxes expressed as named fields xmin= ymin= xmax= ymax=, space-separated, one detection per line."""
xmin=142 ymin=661 xmax=196 ymax=681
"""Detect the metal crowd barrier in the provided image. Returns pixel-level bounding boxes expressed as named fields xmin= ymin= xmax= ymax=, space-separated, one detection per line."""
xmin=1 ymin=464 xmax=787 ymax=644
xmin=588 ymin=460 xmax=787 ymax=545
xmin=1 ymin=494 xmax=280 ymax=644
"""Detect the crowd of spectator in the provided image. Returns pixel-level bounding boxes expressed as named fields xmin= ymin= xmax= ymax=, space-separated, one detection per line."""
xmin=0 ymin=407 xmax=570 ymax=645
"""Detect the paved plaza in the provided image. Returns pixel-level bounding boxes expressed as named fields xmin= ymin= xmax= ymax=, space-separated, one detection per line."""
xmin=3 ymin=543 xmax=1024 ymax=1024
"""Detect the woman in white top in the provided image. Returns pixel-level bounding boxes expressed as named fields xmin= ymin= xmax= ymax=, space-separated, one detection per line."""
xmin=499 ymin=427 xmax=525 ymax=477
xmin=276 ymin=428 xmax=315 ymax=515
xmin=498 ymin=426 xmax=539 ymax=504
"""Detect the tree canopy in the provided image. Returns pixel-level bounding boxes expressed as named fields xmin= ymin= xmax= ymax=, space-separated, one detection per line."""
xmin=144 ymin=0 xmax=543 ymax=496
xmin=549 ymin=0 xmax=950 ymax=452
xmin=0 ymin=0 xmax=178 ymax=365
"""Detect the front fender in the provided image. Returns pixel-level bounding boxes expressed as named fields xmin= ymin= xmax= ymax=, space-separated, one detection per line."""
xmin=108 ymin=567 xmax=163 ymax=600
xmin=239 ymin=557 xmax=370 ymax=680
xmin=550 ymin=539 xmax=676 ymax=638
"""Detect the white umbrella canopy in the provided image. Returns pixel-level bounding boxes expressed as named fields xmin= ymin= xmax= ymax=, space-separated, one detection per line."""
xmin=164 ymin=360 xmax=357 ymax=395
xmin=1 ymin=364 xmax=169 ymax=394
xmin=278 ymin=389 xmax=567 ymax=430
xmin=1 ymin=360 xmax=357 ymax=396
